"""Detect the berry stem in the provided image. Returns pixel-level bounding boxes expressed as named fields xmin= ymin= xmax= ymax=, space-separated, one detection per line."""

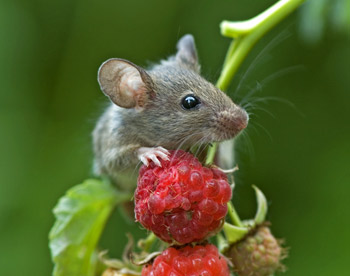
xmin=205 ymin=143 xmax=218 ymax=165
xmin=227 ymin=201 xmax=243 ymax=227
xmin=138 ymin=232 xmax=157 ymax=253
xmin=223 ymin=222 xmax=249 ymax=244
xmin=206 ymin=0 xmax=305 ymax=165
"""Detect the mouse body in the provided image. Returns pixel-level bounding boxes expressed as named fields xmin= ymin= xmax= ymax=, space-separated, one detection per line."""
xmin=93 ymin=34 xmax=248 ymax=186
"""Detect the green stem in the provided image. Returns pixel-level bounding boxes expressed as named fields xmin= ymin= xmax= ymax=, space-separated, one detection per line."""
xmin=221 ymin=0 xmax=306 ymax=38
xmin=223 ymin=222 xmax=249 ymax=244
xmin=207 ymin=0 xmax=305 ymax=164
xmin=227 ymin=201 xmax=243 ymax=227
xmin=218 ymin=0 xmax=306 ymax=91
xmin=222 ymin=39 xmax=240 ymax=69
xmin=205 ymin=143 xmax=218 ymax=165
xmin=216 ymin=37 xmax=247 ymax=91
xmin=138 ymin=232 xmax=157 ymax=252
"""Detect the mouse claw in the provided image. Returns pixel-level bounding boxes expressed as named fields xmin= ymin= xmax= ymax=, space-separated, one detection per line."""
xmin=150 ymin=155 xmax=162 ymax=167
xmin=139 ymin=156 xmax=149 ymax=167
xmin=156 ymin=147 xmax=170 ymax=155
xmin=138 ymin=146 xmax=170 ymax=167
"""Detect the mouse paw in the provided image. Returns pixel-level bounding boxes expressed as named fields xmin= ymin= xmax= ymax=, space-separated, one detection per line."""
xmin=137 ymin=147 xmax=170 ymax=167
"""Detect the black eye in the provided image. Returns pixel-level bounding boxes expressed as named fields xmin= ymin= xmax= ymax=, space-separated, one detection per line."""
xmin=181 ymin=94 xmax=201 ymax=110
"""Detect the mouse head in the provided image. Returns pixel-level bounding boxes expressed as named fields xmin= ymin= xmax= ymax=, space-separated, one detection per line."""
xmin=98 ymin=34 xmax=248 ymax=146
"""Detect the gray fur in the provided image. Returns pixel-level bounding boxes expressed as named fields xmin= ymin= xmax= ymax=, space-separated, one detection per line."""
xmin=93 ymin=34 xmax=248 ymax=184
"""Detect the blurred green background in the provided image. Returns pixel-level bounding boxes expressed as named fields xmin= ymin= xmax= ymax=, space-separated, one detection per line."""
xmin=0 ymin=0 xmax=349 ymax=275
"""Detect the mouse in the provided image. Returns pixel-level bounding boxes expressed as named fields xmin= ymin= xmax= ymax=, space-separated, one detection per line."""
xmin=93 ymin=34 xmax=248 ymax=187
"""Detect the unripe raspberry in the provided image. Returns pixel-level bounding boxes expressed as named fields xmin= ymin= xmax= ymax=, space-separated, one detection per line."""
xmin=228 ymin=225 xmax=286 ymax=276
xmin=135 ymin=150 xmax=232 ymax=244
xmin=142 ymin=244 xmax=230 ymax=276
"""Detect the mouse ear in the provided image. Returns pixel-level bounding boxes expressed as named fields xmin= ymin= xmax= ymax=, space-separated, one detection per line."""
xmin=175 ymin=34 xmax=200 ymax=72
xmin=98 ymin=58 xmax=154 ymax=109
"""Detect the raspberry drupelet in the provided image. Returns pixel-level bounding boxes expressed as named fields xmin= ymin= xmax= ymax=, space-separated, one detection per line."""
xmin=135 ymin=150 xmax=232 ymax=244
xmin=142 ymin=244 xmax=230 ymax=276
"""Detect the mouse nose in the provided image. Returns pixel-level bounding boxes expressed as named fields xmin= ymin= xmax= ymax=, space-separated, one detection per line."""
xmin=235 ymin=109 xmax=249 ymax=131
xmin=216 ymin=107 xmax=249 ymax=138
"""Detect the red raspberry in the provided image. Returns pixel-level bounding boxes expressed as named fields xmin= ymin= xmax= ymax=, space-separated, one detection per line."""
xmin=141 ymin=244 xmax=230 ymax=276
xmin=135 ymin=150 xmax=232 ymax=244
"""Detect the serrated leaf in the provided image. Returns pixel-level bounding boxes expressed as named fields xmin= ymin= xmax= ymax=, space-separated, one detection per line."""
xmin=49 ymin=179 xmax=131 ymax=276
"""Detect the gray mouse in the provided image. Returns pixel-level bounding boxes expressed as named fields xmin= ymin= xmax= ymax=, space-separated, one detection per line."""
xmin=93 ymin=34 xmax=248 ymax=187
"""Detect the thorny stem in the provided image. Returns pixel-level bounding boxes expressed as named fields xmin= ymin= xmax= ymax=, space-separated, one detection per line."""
xmin=206 ymin=0 xmax=305 ymax=165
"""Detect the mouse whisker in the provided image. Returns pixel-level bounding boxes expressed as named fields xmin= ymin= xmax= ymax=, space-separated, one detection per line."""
xmin=243 ymin=103 xmax=276 ymax=119
xmin=240 ymin=65 xmax=304 ymax=105
xmin=253 ymin=121 xmax=273 ymax=142
xmin=234 ymin=29 xmax=292 ymax=97
xmin=169 ymin=131 xmax=203 ymax=164
xmin=198 ymin=141 xmax=210 ymax=158
xmin=192 ymin=134 xmax=208 ymax=158
xmin=236 ymin=130 xmax=255 ymax=162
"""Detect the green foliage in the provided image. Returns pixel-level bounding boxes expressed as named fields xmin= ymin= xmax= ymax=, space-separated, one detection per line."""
xmin=1 ymin=0 xmax=349 ymax=275
xmin=253 ymin=185 xmax=267 ymax=225
xmin=299 ymin=0 xmax=350 ymax=44
xmin=223 ymin=186 xmax=268 ymax=244
xmin=49 ymin=179 xmax=131 ymax=276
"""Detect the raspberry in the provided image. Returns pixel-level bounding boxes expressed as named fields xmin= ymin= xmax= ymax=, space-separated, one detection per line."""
xmin=135 ymin=150 xmax=232 ymax=244
xmin=141 ymin=244 xmax=230 ymax=276
xmin=228 ymin=225 xmax=286 ymax=276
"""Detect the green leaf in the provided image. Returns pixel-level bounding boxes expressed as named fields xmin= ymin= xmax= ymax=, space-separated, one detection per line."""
xmin=253 ymin=185 xmax=268 ymax=225
xmin=223 ymin=222 xmax=249 ymax=244
xmin=49 ymin=179 xmax=131 ymax=276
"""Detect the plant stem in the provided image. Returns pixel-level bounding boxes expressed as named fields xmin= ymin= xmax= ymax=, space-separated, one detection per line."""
xmin=222 ymin=39 xmax=240 ymax=69
xmin=206 ymin=0 xmax=305 ymax=165
xmin=218 ymin=0 xmax=305 ymax=91
xmin=139 ymin=232 xmax=157 ymax=252
xmin=223 ymin=222 xmax=249 ymax=244
xmin=227 ymin=201 xmax=243 ymax=227
xmin=205 ymin=143 xmax=218 ymax=165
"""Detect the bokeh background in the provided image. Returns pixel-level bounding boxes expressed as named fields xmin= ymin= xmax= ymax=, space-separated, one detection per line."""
xmin=0 ymin=0 xmax=349 ymax=275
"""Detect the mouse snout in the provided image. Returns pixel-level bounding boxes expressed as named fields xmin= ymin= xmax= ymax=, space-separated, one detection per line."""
xmin=214 ymin=107 xmax=249 ymax=140
xmin=234 ymin=108 xmax=249 ymax=131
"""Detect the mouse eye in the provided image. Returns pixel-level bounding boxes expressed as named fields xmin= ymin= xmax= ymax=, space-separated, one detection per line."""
xmin=181 ymin=94 xmax=201 ymax=110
